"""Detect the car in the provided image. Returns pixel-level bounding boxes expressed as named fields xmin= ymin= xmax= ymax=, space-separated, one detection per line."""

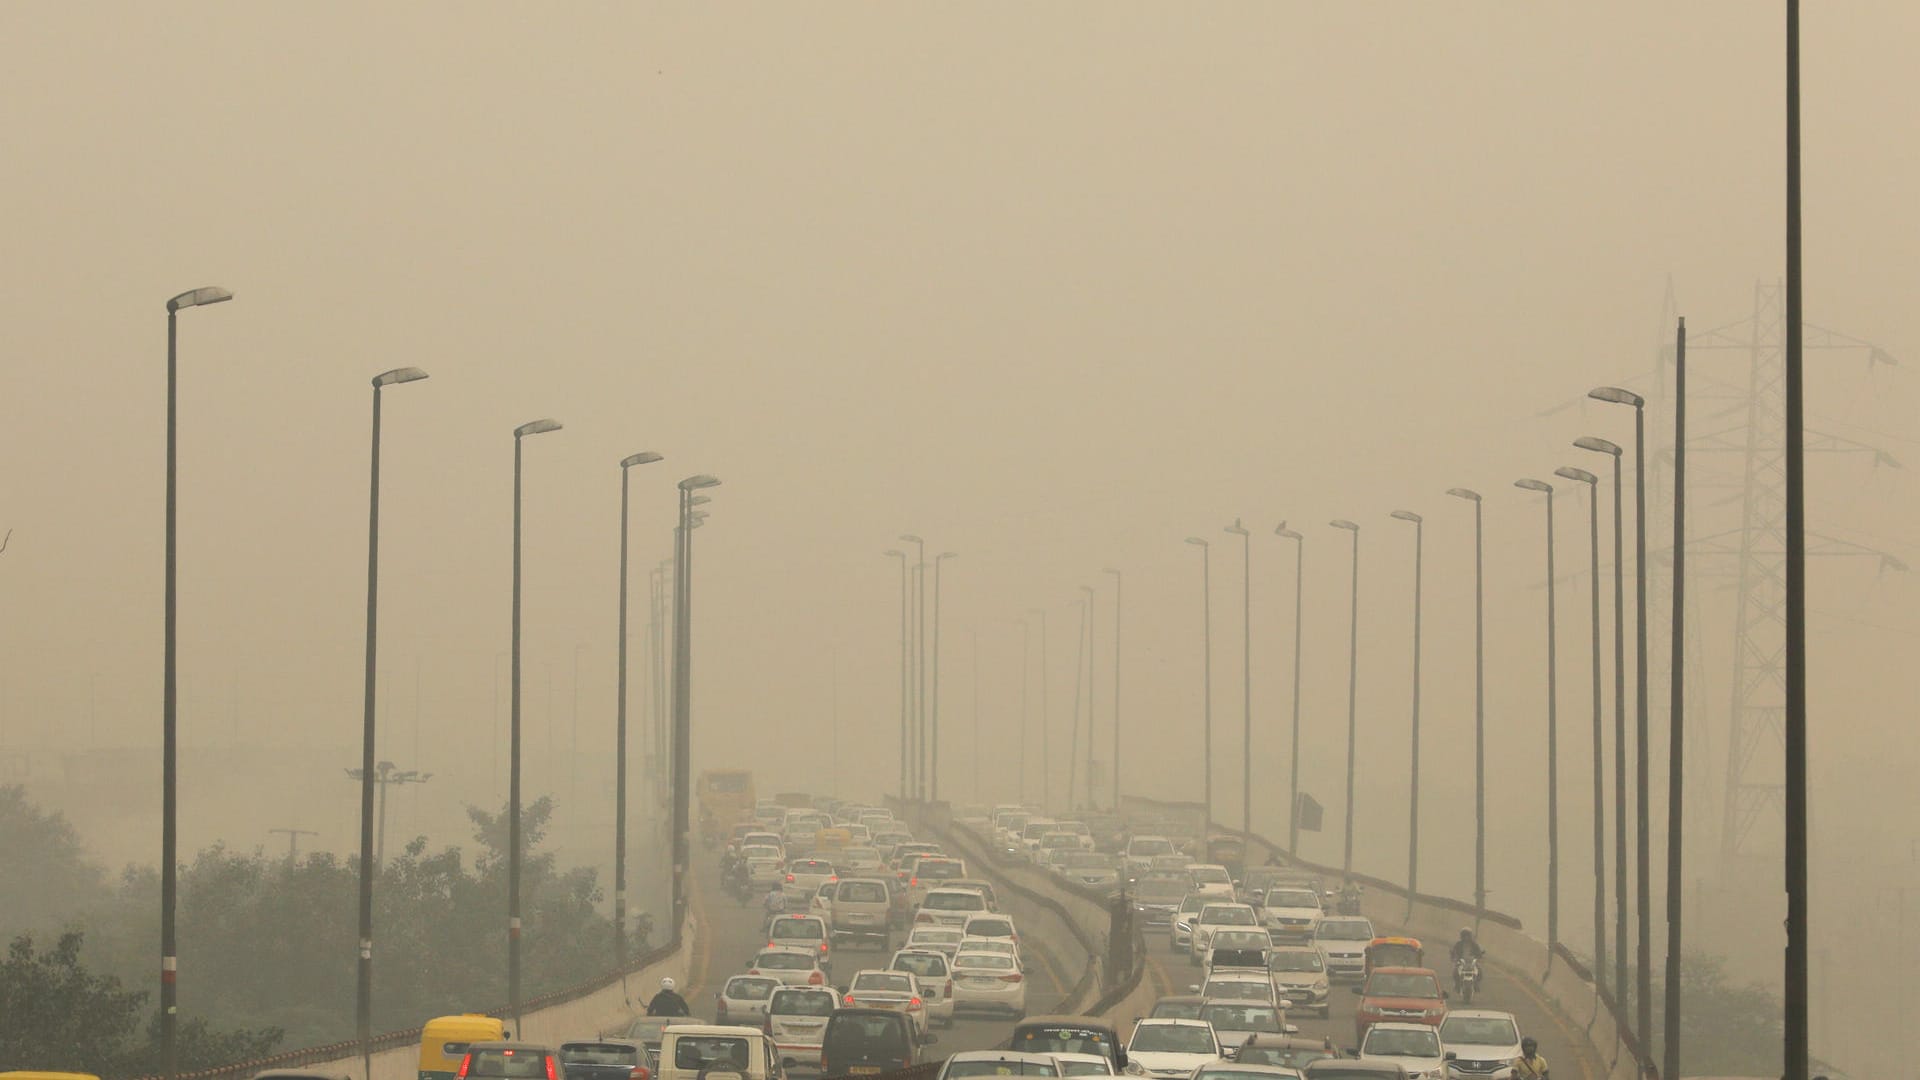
xmin=1037 ymin=831 xmax=1084 ymax=867
xmin=887 ymin=948 xmax=957 ymax=1028
xmin=1170 ymin=892 xmax=1210 ymax=953
xmin=1203 ymin=929 xmax=1273 ymax=975
xmin=935 ymin=1052 xmax=1059 ymax=1080
xmin=1302 ymin=1063 xmax=1407 ymax=1079
xmin=1048 ymin=1053 xmax=1116 ymax=1077
xmin=821 ymin=1008 xmax=922 ymax=1075
xmin=458 ymin=1043 xmax=562 ymax=1080
xmin=619 ymin=1017 xmax=683 ymax=1071
xmin=556 ymin=1042 xmax=648 ymax=1080
xmin=767 ymin=914 xmax=833 ymax=972
xmin=1435 ymin=1010 xmax=1522 ymax=1079
xmin=1191 ymin=902 xmax=1262 ymax=961
xmin=1259 ymin=886 xmax=1325 ymax=944
xmin=1186 ymin=864 xmax=1237 ymax=898
xmin=961 ymin=913 xmax=1018 ymax=945
xmin=1131 ymin=875 xmax=1189 ymax=931
xmin=785 ymin=858 xmax=838 ymax=902
xmin=1314 ymin=917 xmax=1375 ymax=981
xmin=808 ymin=881 xmax=837 ymax=918
xmin=828 ymin=878 xmax=894 ymax=946
xmin=766 ymin=986 xmax=838 ymax=1071
xmin=944 ymin=879 xmax=1001 ymax=910
xmin=749 ymin=946 xmax=829 ymax=987
xmin=656 ymin=1028 xmax=781 ymax=1080
xmin=742 ymin=831 xmax=784 ymax=852
xmin=1189 ymin=1065 xmax=1306 ymax=1080
xmin=1231 ymin=1033 xmax=1339 ymax=1072
xmin=1236 ymin=866 xmax=1290 ymax=904
xmin=948 ymin=948 xmax=1026 ymax=1017
xmin=1018 ymin=820 xmax=1060 ymax=861
xmin=843 ymin=970 xmax=928 ymax=1036
xmin=916 ymin=887 xmax=992 ymax=929
xmin=1199 ymin=999 xmax=1294 ymax=1047
xmin=1268 ymin=947 xmax=1333 ymax=1018
xmin=715 ymin=975 xmax=780 ymax=1027
xmin=1124 ymin=834 xmax=1178 ymax=878
xmin=1352 ymin=968 xmax=1448 ymax=1044
xmin=1122 ymin=1018 xmax=1221 ymax=1079
xmin=1146 ymin=993 xmax=1205 ymax=1020
xmin=904 ymin=926 xmax=966 ymax=957
xmin=905 ymin=858 xmax=968 ymax=906
xmin=1008 ymin=1017 xmax=1128 ymax=1074
xmin=1201 ymin=972 xmax=1281 ymax=1009
xmin=955 ymin=938 xmax=1021 ymax=969
xmin=1057 ymin=851 xmax=1121 ymax=891
xmin=838 ymin=846 xmax=885 ymax=874
xmin=743 ymin=846 xmax=785 ymax=887
xmin=1358 ymin=1022 xmax=1445 ymax=1079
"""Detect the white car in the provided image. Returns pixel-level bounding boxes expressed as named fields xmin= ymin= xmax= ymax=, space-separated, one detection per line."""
xmin=961 ymin=913 xmax=1018 ymax=946
xmin=1190 ymin=902 xmax=1262 ymax=960
xmin=1200 ymin=971 xmax=1281 ymax=1008
xmin=1057 ymin=852 xmax=1121 ymax=891
xmin=784 ymin=858 xmax=838 ymax=902
xmin=949 ymin=949 xmax=1027 ymax=1017
xmin=1018 ymin=820 xmax=1059 ymax=862
xmin=905 ymin=926 xmax=966 ymax=957
xmin=844 ymin=969 xmax=928 ymax=1035
xmin=1170 ymin=892 xmax=1209 ymax=953
xmin=888 ymin=948 xmax=957 ymax=1028
xmin=1438 ymin=1009 xmax=1524 ymax=1079
xmin=1186 ymin=864 xmax=1237 ymax=898
xmin=1312 ymin=916 xmax=1374 ymax=981
xmin=838 ymin=845 xmax=884 ymax=874
xmin=1124 ymin=835 xmax=1177 ymax=878
xmin=936 ymin=1051 xmax=1055 ymax=1080
xmin=766 ymin=986 xmax=837 ymax=1071
xmin=1197 ymin=998 xmax=1293 ymax=1046
xmin=915 ymin=887 xmax=991 ymax=929
xmin=1047 ymin=1053 xmax=1114 ymax=1077
xmin=1037 ymin=831 xmax=1084 ymax=866
xmin=715 ymin=974 xmax=781 ymax=1027
xmin=1258 ymin=885 xmax=1324 ymax=944
xmin=1201 ymin=929 xmax=1273 ymax=975
xmin=749 ymin=946 xmax=829 ymax=987
xmin=1053 ymin=820 xmax=1097 ymax=851
xmin=1122 ymin=1018 xmax=1220 ymax=1079
xmin=1359 ymin=1021 xmax=1447 ymax=1079
xmin=743 ymin=845 xmax=785 ymax=887
xmin=1268 ymin=946 xmax=1332 ymax=1018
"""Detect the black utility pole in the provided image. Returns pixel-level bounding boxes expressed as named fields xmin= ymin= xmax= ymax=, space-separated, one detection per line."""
xmin=1783 ymin=2 xmax=1810 ymax=1075
xmin=1556 ymin=464 xmax=1604 ymax=1001
xmin=1447 ymin=488 xmax=1486 ymax=914
xmin=1329 ymin=520 xmax=1360 ymax=878
xmin=508 ymin=418 xmax=561 ymax=1028
xmin=1577 ymin=434 xmax=1628 ymax=1020
xmin=1275 ymin=525 xmax=1304 ymax=858
xmin=1186 ymin=538 xmax=1214 ymax=832
xmin=1664 ymin=317 xmax=1688 ymax=1080
xmin=1516 ymin=479 xmax=1559 ymax=963
xmin=615 ymin=452 xmax=662 ymax=968
xmin=1389 ymin=511 xmax=1423 ymax=908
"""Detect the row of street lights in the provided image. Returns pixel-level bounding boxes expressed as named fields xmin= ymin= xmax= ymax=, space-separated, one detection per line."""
xmin=887 ymin=541 xmax=956 ymax=802
xmin=158 ymin=287 xmax=720 ymax=1080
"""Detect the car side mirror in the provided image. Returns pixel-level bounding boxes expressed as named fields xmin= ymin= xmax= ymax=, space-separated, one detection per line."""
xmin=1444 ymin=1053 xmax=1458 ymax=1062
xmin=1349 ymin=986 xmax=1362 ymax=996
xmin=923 ymin=1035 xmax=938 ymax=1046
xmin=1441 ymin=991 xmax=1450 ymax=1001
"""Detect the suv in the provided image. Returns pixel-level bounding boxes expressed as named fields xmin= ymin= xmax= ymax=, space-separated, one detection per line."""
xmin=1008 ymin=1017 xmax=1127 ymax=1074
xmin=657 ymin=1026 xmax=780 ymax=1080
xmin=459 ymin=1043 xmax=560 ymax=1080
xmin=1352 ymin=967 xmax=1448 ymax=1043
xmin=828 ymin=878 xmax=894 ymax=946
xmin=820 ymin=1008 xmax=922 ymax=1074
xmin=766 ymin=986 xmax=838 ymax=1071
xmin=915 ymin=887 xmax=990 ymax=929
xmin=766 ymin=914 xmax=832 ymax=974
xmin=557 ymin=1040 xmax=648 ymax=1080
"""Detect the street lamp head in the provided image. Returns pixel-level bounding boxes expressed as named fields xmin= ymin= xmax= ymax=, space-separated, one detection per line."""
xmin=1574 ymin=436 xmax=1623 ymax=456
xmin=899 ymin=533 xmax=923 ymax=543
xmin=373 ymin=367 xmax=429 ymax=388
xmin=1274 ymin=523 xmax=1302 ymax=540
xmin=1224 ymin=519 xmax=1249 ymax=536
xmin=1588 ymin=386 xmax=1645 ymax=408
xmin=166 ymin=286 xmax=233 ymax=312
xmin=1554 ymin=466 xmax=1598 ymax=485
xmin=1080 ymin=584 xmax=1094 ymax=596
xmin=1103 ymin=566 xmax=1121 ymax=576
xmin=1185 ymin=536 xmax=1209 ymax=547
xmin=885 ymin=549 xmax=904 ymax=559
xmin=620 ymin=451 xmax=664 ymax=469
xmin=515 ymin=418 xmax=562 ymax=438
xmin=1329 ymin=520 xmax=1359 ymax=532
xmin=1390 ymin=510 xmax=1422 ymax=523
xmin=1514 ymin=478 xmax=1553 ymax=494
xmin=937 ymin=551 xmax=958 ymax=561
xmin=1446 ymin=488 xmax=1481 ymax=503
xmin=679 ymin=474 xmax=721 ymax=491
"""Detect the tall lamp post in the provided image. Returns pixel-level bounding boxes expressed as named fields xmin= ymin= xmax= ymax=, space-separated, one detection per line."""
xmin=1079 ymin=583 xmax=1095 ymax=809
xmin=508 ymin=418 xmax=562 ymax=1026
xmin=672 ymin=476 xmax=720 ymax=931
xmin=354 ymin=365 xmax=427 ymax=1079
xmin=1275 ymin=525 xmax=1304 ymax=857
xmin=886 ymin=551 xmax=908 ymax=799
xmin=1664 ymin=319 xmax=1688 ymax=1080
xmin=931 ymin=551 xmax=957 ymax=802
xmin=161 ymin=285 xmax=233 ymax=1080
xmin=1018 ymin=615 xmax=1031 ymax=804
xmin=1576 ymin=434 xmax=1629 ymax=1017
xmin=1027 ymin=608 xmax=1049 ymax=810
xmin=1445 ymin=488 xmax=1486 ymax=914
xmin=1102 ymin=567 xmax=1123 ymax=811
xmin=1225 ymin=520 xmax=1252 ymax=840
xmin=900 ymin=535 xmax=926 ymax=800
xmin=614 ymin=451 xmax=664 ymax=968
xmin=1516 ymin=478 xmax=1560 ymax=966
xmin=1329 ymin=519 xmax=1360 ymax=879
xmin=1389 ymin=510 xmax=1423 ymax=908
xmin=1185 ymin=537 xmax=1214 ymax=832
xmin=1590 ymin=385 xmax=1651 ymax=1049
xmin=1555 ymin=464 xmax=1605 ymax=1004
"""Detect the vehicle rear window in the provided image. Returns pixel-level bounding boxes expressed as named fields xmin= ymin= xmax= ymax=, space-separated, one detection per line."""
xmin=918 ymin=861 xmax=963 ymax=879
xmin=756 ymin=951 xmax=815 ymax=969
xmin=464 ymin=1050 xmax=548 ymax=1078
xmin=1014 ymin=1026 xmax=1113 ymax=1057
xmin=791 ymin=860 xmax=834 ymax=874
xmin=772 ymin=919 xmax=825 ymax=939
xmin=771 ymin=989 xmax=837 ymax=1017
xmin=966 ymin=918 xmax=1014 ymax=937
xmin=839 ymin=882 xmax=886 ymax=903
xmin=1201 ymin=1004 xmax=1281 ymax=1032
xmin=1135 ymin=879 xmax=1187 ymax=903
xmin=560 ymin=1045 xmax=638 ymax=1066
xmin=825 ymin=1014 xmax=907 ymax=1049
xmin=673 ymin=1037 xmax=750 ymax=1071
xmin=725 ymin=976 xmax=777 ymax=1000
xmin=945 ymin=1061 xmax=1059 ymax=1077
xmin=853 ymin=972 xmax=914 ymax=993
xmin=1201 ymin=906 xmax=1256 ymax=925
xmin=926 ymin=892 xmax=985 ymax=910
xmin=1266 ymin=889 xmax=1319 ymax=908
xmin=1129 ymin=838 xmax=1173 ymax=856
xmin=891 ymin=952 xmax=948 ymax=976
xmin=953 ymin=953 xmax=1015 ymax=971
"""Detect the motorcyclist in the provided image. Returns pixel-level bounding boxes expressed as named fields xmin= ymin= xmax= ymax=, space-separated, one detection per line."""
xmin=1337 ymin=880 xmax=1362 ymax=915
xmin=1450 ymin=927 xmax=1486 ymax=964
xmin=765 ymin=884 xmax=787 ymax=917
xmin=646 ymin=976 xmax=691 ymax=1017
xmin=1510 ymin=1036 xmax=1548 ymax=1078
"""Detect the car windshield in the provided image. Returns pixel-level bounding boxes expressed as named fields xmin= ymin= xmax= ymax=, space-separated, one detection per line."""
xmin=892 ymin=953 xmax=948 ymax=976
xmin=1129 ymin=1025 xmax=1215 ymax=1054
xmin=673 ymin=1038 xmax=750 ymax=1071
xmin=1439 ymin=1015 xmax=1520 ymax=1045
xmin=1200 ymin=1004 xmax=1281 ymax=1032
xmin=1151 ymin=1000 xmax=1202 ymax=1019
xmin=834 ymin=882 xmax=883 ymax=904
xmin=465 ymin=1050 xmax=548 ymax=1078
xmin=725 ymin=977 xmax=777 ymax=1000
xmin=825 ymin=1014 xmax=906 ymax=1049
xmin=1201 ymin=906 xmax=1256 ymax=925
xmin=1135 ymin=879 xmax=1187 ymax=903
xmin=744 ymin=846 xmax=780 ymax=860
xmin=1212 ymin=931 xmax=1268 ymax=949
xmin=560 ymin=1045 xmax=637 ymax=1066
xmin=1318 ymin=920 xmax=1372 ymax=940
xmin=1236 ymin=1046 xmax=1330 ymax=1068
xmin=772 ymin=920 xmax=824 ymax=940
xmin=955 ymin=952 xmax=1016 ymax=971
xmin=1206 ymin=981 xmax=1271 ymax=1002
xmin=919 ymin=861 xmax=963 ymax=879
xmin=1266 ymin=890 xmax=1319 ymax=908
xmin=1364 ymin=1027 xmax=1441 ymax=1058
xmin=854 ymin=973 xmax=914 ymax=993
xmin=945 ymin=1061 xmax=1058 ymax=1077
xmin=756 ymin=952 xmax=814 ymax=969
xmin=1065 ymin=853 xmax=1110 ymax=869
xmin=1180 ymin=895 xmax=1209 ymax=914
xmin=1130 ymin=839 xmax=1174 ymax=856
xmin=791 ymin=861 xmax=834 ymax=875
xmin=1057 ymin=1061 xmax=1112 ymax=1076
xmin=1191 ymin=867 xmax=1231 ymax=884
xmin=1366 ymin=973 xmax=1442 ymax=999
xmin=1043 ymin=834 xmax=1079 ymax=848
xmin=771 ymin=990 xmax=836 ymax=1016
xmin=1015 ymin=1028 xmax=1113 ymax=1058
xmin=1271 ymin=951 xmax=1325 ymax=973
xmin=927 ymin=892 xmax=985 ymax=910
xmin=967 ymin=919 xmax=1014 ymax=937
xmin=843 ymin=847 xmax=880 ymax=862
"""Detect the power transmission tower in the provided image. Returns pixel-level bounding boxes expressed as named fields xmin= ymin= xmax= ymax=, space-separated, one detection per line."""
xmin=269 ymin=827 xmax=318 ymax=859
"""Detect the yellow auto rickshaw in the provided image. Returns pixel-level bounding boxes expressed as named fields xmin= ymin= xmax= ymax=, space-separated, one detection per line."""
xmin=419 ymin=1013 xmax=509 ymax=1080
xmin=1363 ymin=935 xmax=1425 ymax=978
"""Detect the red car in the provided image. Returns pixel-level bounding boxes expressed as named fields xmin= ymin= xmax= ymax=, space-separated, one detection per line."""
xmin=1351 ymin=966 xmax=1447 ymax=1043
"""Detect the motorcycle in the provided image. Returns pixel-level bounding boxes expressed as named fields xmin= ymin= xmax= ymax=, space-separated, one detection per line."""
xmin=1336 ymin=886 xmax=1364 ymax=916
xmin=1454 ymin=955 xmax=1482 ymax=1004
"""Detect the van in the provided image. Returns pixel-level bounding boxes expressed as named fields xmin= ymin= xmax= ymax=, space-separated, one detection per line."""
xmin=828 ymin=877 xmax=894 ymax=946
xmin=1008 ymin=1017 xmax=1127 ymax=1073
xmin=820 ymin=1008 xmax=922 ymax=1075
xmin=656 ymin=1026 xmax=779 ymax=1080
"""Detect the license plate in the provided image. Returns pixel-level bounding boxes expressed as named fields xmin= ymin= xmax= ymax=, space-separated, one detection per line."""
xmin=850 ymin=1068 xmax=880 ymax=1075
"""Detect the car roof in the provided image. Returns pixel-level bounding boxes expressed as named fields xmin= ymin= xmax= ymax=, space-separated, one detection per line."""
xmin=1366 ymin=966 xmax=1433 ymax=976
xmin=1365 ymin=1022 xmax=1437 ymax=1034
xmin=466 ymin=1042 xmax=554 ymax=1053
xmin=561 ymin=1040 xmax=643 ymax=1051
xmin=1200 ymin=998 xmax=1275 ymax=1008
xmin=757 ymin=945 xmax=820 ymax=958
xmin=657 ymin=1025 xmax=767 ymax=1037
xmin=1439 ymin=1008 xmax=1516 ymax=1021
xmin=946 ymin=1052 xmax=1058 ymax=1064
xmin=1239 ymin=1034 xmax=1336 ymax=1049
xmin=1017 ymin=1015 xmax=1119 ymax=1031
xmin=1133 ymin=1018 xmax=1213 ymax=1028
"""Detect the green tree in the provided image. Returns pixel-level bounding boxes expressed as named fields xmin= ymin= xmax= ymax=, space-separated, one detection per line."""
xmin=0 ymin=785 xmax=107 ymax=941
xmin=0 ymin=931 xmax=145 ymax=1075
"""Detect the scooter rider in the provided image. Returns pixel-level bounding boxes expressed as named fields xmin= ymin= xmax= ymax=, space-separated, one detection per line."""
xmin=1511 ymin=1036 xmax=1548 ymax=1078
xmin=646 ymin=976 xmax=691 ymax=1017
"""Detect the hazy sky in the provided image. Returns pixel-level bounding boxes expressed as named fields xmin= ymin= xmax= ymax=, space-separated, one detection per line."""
xmin=4 ymin=3 xmax=1918 ymax=1036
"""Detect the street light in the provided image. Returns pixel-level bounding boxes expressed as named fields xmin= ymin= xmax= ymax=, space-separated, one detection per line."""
xmin=932 ymin=551 xmax=958 ymax=802
xmin=1274 ymin=524 xmax=1304 ymax=857
xmin=886 ymin=551 xmax=908 ymax=799
xmin=1576 ymin=433 xmax=1629 ymax=1016
xmin=161 ymin=285 xmax=232 ymax=1080
xmin=1555 ymin=464 xmax=1605 ymax=1005
xmin=355 ymin=365 xmax=428 ymax=1079
xmin=1515 ymin=477 xmax=1559 ymax=966
xmin=615 ymin=450 xmax=664 ymax=968
xmin=900 ymin=534 xmax=926 ymax=800
xmin=1027 ymin=607 xmax=1049 ymax=809
xmin=1590 ymin=385 xmax=1651 ymax=1048
xmin=1445 ymin=488 xmax=1486 ymax=914
xmin=1103 ymin=567 xmax=1123 ymax=811
xmin=1329 ymin=520 xmax=1360 ymax=879
xmin=507 ymin=418 xmax=561 ymax=1026
xmin=672 ymin=475 xmax=719 ymax=931
xmin=1079 ymin=583 xmax=1096 ymax=810
xmin=1186 ymin=537 xmax=1214 ymax=832
xmin=1388 ymin=510 xmax=1422 ymax=908
xmin=1225 ymin=520 xmax=1252 ymax=840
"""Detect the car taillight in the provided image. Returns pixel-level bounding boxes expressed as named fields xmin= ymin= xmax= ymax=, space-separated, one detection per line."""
xmin=820 ymin=942 xmax=829 ymax=952
xmin=544 ymin=1056 xmax=558 ymax=1080
xmin=944 ymin=979 xmax=953 ymax=995
xmin=749 ymin=969 xmax=762 ymax=976
xmin=456 ymin=1055 xmax=474 ymax=1080
xmin=915 ymin=912 xmax=932 ymax=923
xmin=629 ymin=1068 xmax=649 ymax=1080
xmin=909 ymin=996 xmax=922 ymax=1008
xmin=910 ymin=878 xmax=919 ymax=887
xmin=844 ymin=994 xmax=856 ymax=1005
xmin=786 ymin=874 xmax=795 ymax=883
xmin=999 ymin=973 xmax=1023 ymax=983
xmin=809 ymin=970 xmax=824 ymax=985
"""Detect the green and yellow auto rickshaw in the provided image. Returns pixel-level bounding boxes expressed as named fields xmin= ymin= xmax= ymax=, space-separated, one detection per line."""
xmin=419 ymin=1014 xmax=509 ymax=1080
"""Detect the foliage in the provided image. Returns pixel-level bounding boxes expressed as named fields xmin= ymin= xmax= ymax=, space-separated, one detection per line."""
xmin=1647 ymin=951 xmax=1783 ymax=1078
xmin=0 ymin=785 xmax=106 ymax=938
